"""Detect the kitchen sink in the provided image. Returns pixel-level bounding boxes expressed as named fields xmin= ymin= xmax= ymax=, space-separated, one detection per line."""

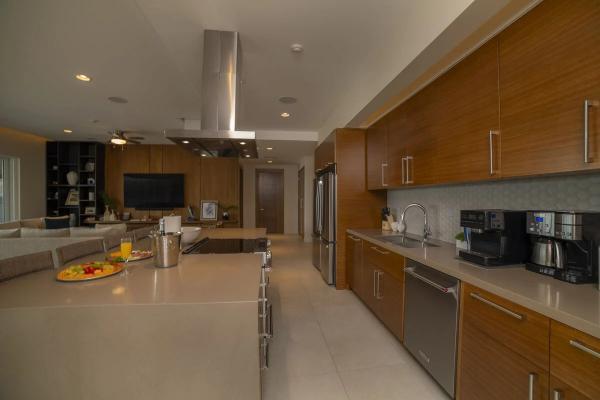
xmin=377 ymin=234 xmax=440 ymax=248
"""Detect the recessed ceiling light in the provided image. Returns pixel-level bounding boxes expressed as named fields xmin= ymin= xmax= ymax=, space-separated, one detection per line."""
xmin=201 ymin=153 xmax=207 ymax=157
xmin=281 ymin=112 xmax=290 ymax=118
xmin=75 ymin=74 xmax=92 ymax=82
xmin=279 ymin=96 xmax=297 ymax=104
xmin=245 ymin=154 xmax=251 ymax=158
xmin=193 ymin=148 xmax=199 ymax=151
xmin=267 ymin=160 xmax=273 ymax=164
xmin=108 ymin=96 xmax=128 ymax=104
xmin=63 ymin=129 xmax=72 ymax=134
xmin=182 ymin=140 xmax=190 ymax=144
xmin=290 ymin=44 xmax=303 ymax=53
xmin=240 ymin=141 xmax=246 ymax=145
xmin=266 ymin=147 xmax=273 ymax=151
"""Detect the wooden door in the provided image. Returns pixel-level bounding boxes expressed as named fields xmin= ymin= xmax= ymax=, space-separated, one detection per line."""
xmin=458 ymin=319 xmax=549 ymax=400
xmin=387 ymin=106 xmax=407 ymax=187
xmin=255 ymin=169 xmax=284 ymax=233
xmin=498 ymin=0 xmax=600 ymax=177
xmin=298 ymin=167 xmax=304 ymax=237
xmin=434 ymin=39 xmax=501 ymax=183
xmin=378 ymin=271 xmax=404 ymax=341
xmin=366 ymin=118 xmax=388 ymax=190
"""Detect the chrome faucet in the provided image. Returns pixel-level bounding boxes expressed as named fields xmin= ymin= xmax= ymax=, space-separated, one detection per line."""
xmin=400 ymin=203 xmax=432 ymax=240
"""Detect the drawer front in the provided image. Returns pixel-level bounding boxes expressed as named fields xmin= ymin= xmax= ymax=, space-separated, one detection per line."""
xmin=550 ymin=321 xmax=600 ymax=400
xmin=461 ymin=283 xmax=550 ymax=370
xmin=364 ymin=241 xmax=404 ymax=281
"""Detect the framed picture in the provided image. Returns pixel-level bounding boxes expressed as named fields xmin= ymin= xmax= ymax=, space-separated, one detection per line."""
xmin=84 ymin=206 xmax=96 ymax=215
xmin=65 ymin=189 xmax=80 ymax=206
xmin=200 ymin=200 xmax=218 ymax=221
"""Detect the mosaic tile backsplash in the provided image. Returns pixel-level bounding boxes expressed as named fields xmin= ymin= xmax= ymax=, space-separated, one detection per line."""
xmin=387 ymin=173 xmax=600 ymax=243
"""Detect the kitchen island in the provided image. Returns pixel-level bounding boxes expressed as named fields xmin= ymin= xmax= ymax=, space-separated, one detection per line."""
xmin=0 ymin=229 xmax=267 ymax=400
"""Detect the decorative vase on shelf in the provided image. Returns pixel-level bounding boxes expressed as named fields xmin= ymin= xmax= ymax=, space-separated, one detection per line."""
xmin=66 ymin=171 xmax=78 ymax=186
xmin=103 ymin=206 xmax=111 ymax=221
xmin=109 ymin=210 xmax=117 ymax=221
xmin=84 ymin=161 xmax=95 ymax=172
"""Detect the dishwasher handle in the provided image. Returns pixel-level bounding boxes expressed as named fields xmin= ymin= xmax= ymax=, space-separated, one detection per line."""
xmin=405 ymin=266 xmax=457 ymax=294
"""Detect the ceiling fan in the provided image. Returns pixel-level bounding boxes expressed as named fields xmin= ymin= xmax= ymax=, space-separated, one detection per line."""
xmin=108 ymin=130 xmax=144 ymax=145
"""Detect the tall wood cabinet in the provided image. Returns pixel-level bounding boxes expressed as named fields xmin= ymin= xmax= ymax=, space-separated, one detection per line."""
xmin=366 ymin=119 xmax=389 ymax=190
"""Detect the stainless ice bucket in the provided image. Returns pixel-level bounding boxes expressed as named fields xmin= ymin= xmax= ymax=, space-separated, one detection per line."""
xmin=151 ymin=231 xmax=182 ymax=268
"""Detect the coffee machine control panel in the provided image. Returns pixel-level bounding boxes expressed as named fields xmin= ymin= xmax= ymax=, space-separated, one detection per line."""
xmin=527 ymin=212 xmax=555 ymax=237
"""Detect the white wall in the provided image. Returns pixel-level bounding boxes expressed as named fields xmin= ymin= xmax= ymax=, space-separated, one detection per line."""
xmin=0 ymin=127 xmax=46 ymax=219
xmin=299 ymin=155 xmax=314 ymax=242
xmin=242 ymin=163 xmax=299 ymax=234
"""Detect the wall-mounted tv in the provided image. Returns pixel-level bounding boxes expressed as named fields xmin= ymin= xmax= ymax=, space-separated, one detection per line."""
xmin=124 ymin=173 xmax=184 ymax=210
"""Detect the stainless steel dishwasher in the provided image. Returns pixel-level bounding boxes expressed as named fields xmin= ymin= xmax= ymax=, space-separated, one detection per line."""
xmin=404 ymin=259 xmax=460 ymax=398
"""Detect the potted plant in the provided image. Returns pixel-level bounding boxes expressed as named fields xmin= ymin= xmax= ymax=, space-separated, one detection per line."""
xmin=455 ymin=231 xmax=468 ymax=256
xmin=220 ymin=204 xmax=238 ymax=221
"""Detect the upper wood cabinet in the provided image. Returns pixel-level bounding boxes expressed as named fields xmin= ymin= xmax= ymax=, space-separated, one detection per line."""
xmin=366 ymin=118 xmax=389 ymax=190
xmin=314 ymin=134 xmax=335 ymax=172
xmin=498 ymin=0 xmax=600 ymax=177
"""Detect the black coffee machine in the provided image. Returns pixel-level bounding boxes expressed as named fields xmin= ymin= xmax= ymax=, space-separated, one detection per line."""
xmin=459 ymin=210 xmax=529 ymax=266
xmin=525 ymin=211 xmax=600 ymax=284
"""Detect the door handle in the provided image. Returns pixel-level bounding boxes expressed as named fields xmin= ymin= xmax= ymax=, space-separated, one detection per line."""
xmin=405 ymin=156 xmax=414 ymax=184
xmin=552 ymin=389 xmax=562 ymax=400
xmin=381 ymin=163 xmax=388 ymax=187
xmin=405 ymin=267 xmax=456 ymax=294
xmin=376 ymin=271 xmax=384 ymax=299
xmin=489 ymin=130 xmax=500 ymax=175
xmin=401 ymin=157 xmax=406 ymax=184
xmin=470 ymin=292 xmax=524 ymax=320
xmin=584 ymin=99 xmax=599 ymax=163
xmin=348 ymin=235 xmax=361 ymax=242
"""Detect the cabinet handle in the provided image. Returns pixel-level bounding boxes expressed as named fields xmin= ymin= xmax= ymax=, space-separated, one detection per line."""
xmin=406 ymin=267 xmax=456 ymax=294
xmin=376 ymin=271 xmax=384 ymax=299
xmin=405 ymin=156 xmax=414 ymax=184
xmin=584 ymin=100 xmax=599 ymax=163
xmin=569 ymin=339 xmax=600 ymax=359
xmin=552 ymin=389 xmax=562 ymax=400
xmin=381 ymin=163 xmax=388 ymax=187
xmin=528 ymin=373 xmax=536 ymax=400
xmin=488 ymin=130 xmax=500 ymax=175
xmin=373 ymin=270 xmax=377 ymax=297
xmin=348 ymin=235 xmax=361 ymax=242
xmin=470 ymin=292 xmax=524 ymax=320
xmin=370 ymin=246 xmax=389 ymax=255
xmin=401 ymin=157 xmax=407 ymax=184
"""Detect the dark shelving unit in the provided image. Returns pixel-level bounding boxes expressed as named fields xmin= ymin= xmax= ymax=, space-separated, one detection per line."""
xmin=46 ymin=142 xmax=105 ymax=226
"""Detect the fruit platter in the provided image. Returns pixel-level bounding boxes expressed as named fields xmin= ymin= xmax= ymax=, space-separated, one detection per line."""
xmin=56 ymin=261 xmax=124 ymax=282
xmin=106 ymin=249 xmax=153 ymax=263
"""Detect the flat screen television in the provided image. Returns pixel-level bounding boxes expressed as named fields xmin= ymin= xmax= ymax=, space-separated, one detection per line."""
xmin=124 ymin=173 xmax=184 ymax=210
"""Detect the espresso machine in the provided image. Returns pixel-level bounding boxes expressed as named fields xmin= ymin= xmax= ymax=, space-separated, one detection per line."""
xmin=525 ymin=211 xmax=600 ymax=284
xmin=459 ymin=210 xmax=529 ymax=266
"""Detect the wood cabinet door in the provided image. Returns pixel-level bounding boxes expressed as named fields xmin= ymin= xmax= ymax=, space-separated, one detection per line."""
xmin=550 ymin=375 xmax=594 ymax=400
xmin=366 ymin=118 xmax=388 ymax=190
xmin=351 ymin=236 xmax=364 ymax=299
xmin=386 ymin=106 xmax=407 ymax=187
xmin=361 ymin=260 xmax=379 ymax=313
xmin=458 ymin=320 xmax=549 ymax=400
xmin=346 ymin=234 xmax=355 ymax=289
xmin=378 ymin=271 xmax=404 ymax=341
xmin=498 ymin=0 xmax=600 ymax=177
xmin=434 ymin=39 xmax=500 ymax=183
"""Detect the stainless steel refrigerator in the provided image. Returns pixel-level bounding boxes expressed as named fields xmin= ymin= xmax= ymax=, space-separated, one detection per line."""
xmin=312 ymin=166 xmax=336 ymax=285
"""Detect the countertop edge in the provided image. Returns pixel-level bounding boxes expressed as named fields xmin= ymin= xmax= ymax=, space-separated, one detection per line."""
xmin=347 ymin=228 xmax=600 ymax=339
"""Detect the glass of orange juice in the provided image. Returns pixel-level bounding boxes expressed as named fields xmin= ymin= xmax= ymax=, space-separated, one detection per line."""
xmin=120 ymin=237 xmax=133 ymax=261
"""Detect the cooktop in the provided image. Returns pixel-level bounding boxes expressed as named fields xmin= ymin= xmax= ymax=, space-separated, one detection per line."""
xmin=183 ymin=238 xmax=268 ymax=254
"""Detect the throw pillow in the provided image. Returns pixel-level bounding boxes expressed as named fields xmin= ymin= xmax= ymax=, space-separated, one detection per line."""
xmin=44 ymin=216 xmax=70 ymax=229
xmin=0 ymin=228 xmax=20 ymax=238
xmin=20 ymin=227 xmax=70 ymax=238
xmin=20 ymin=218 xmax=44 ymax=229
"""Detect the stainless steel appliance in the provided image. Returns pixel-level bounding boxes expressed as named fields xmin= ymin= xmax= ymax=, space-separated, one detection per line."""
xmin=182 ymin=237 xmax=273 ymax=368
xmin=404 ymin=259 xmax=460 ymax=397
xmin=312 ymin=164 xmax=336 ymax=285
xmin=459 ymin=209 xmax=529 ymax=266
xmin=526 ymin=211 xmax=600 ymax=284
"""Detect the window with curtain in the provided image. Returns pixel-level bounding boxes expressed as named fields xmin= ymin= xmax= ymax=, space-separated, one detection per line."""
xmin=0 ymin=156 xmax=17 ymax=223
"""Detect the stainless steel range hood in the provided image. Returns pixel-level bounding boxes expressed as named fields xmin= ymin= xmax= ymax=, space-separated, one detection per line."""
xmin=166 ymin=30 xmax=257 ymax=158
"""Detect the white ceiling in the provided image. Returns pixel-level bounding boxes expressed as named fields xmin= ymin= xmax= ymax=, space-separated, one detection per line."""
xmin=0 ymin=0 xmax=530 ymax=160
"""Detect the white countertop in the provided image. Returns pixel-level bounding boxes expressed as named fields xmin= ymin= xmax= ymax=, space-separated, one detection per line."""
xmin=348 ymin=228 xmax=600 ymax=339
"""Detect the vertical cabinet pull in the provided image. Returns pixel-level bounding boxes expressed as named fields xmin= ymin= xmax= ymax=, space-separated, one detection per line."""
xmin=381 ymin=163 xmax=388 ymax=187
xmin=584 ymin=99 xmax=599 ymax=163
xmin=373 ymin=270 xmax=377 ymax=297
xmin=401 ymin=157 xmax=406 ymax=184
xmin=489 ymin=130 xmax=500 ymax=175
xmin=552 ymin=389 xmax=562 ymax=400
xmin=528 ymin=373 xmax=536 ymax=400
xmin=376 ymin=271 xmax=384 ymax=299
xmin=404 ymin=156 xmax=414 ymax=184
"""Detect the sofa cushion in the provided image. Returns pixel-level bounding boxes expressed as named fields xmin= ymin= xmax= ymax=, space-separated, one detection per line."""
xmin=95 ymin=223 xmax=127 ymax=234
xmin=70 ymin=227 xmax=113 ymax=237
xmin=20 ymin=218 xmax=45 ymax=229
xmin=20 ymin=227 xmax=70 ymax=238
xmin=44 ymin=216 xmax=70 ymax=229
xmin=0 ymin=228 xmax=20 ymax=238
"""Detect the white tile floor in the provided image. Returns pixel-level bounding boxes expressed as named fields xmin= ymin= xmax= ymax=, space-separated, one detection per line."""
xmin=262 ymin=235 xmax=449 ymax=400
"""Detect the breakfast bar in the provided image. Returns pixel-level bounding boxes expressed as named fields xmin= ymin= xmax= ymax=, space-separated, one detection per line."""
xmin=0 ymin=229 xmax=266 ymax=400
